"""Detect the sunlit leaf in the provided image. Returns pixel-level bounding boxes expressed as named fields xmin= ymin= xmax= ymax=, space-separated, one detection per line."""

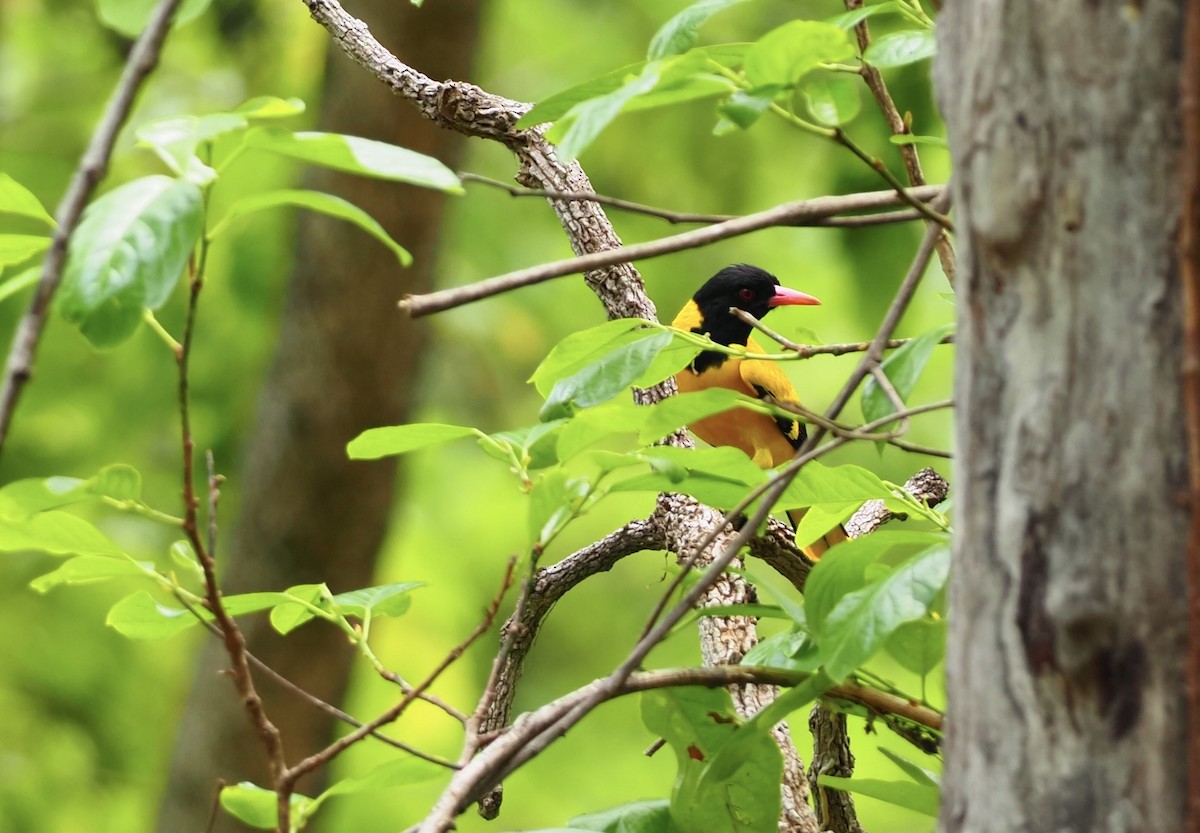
xmin=879 ymin=747 xmax=941 ymax=787
xmin=0 ymin=511 xmax=125 ymax=557
xmin=0 ymin=173 xmax=55 ymax=226
xmin=742 ymin=628 xmax=821 ymax=672
xmin=0 ymin=234 xmax=50 ymax=268
xmin=530 ymin=318 xmax=647 ymax=396
xmin=136 ymin=112 xmax=248 ymax=175
xmin=647 ymin=0 xmax=750 ymax=60
xmin=863 ymin=29 xmax=937 ymax=69
xmin=885 ymin=616 xmax=946 ymax=676
xmin=210 ymin=190 xmax=411 ymax=265
xmin=569 ymin=800 xmax=673 ymax=833
xmin=332 ymin=581 xmax=425 ymax=619
xmin=318 ymin=756 xmax=445 ymax=800
xmin=106 ymin=591 xmax=197 ymax=639
xmin=30 ymin=555 xmax=150 ymax=593
xmin=743 ymin=21 xmax=855 ymax=90
xmin=347 ymin=424 xmax=482 ymax=459
xmin=825 ymin=2 xmax=902 ymax=30
xmin=540 ymin=330 xmax=673 ymax=420
xmin=818 ymin=775 xmax=939 ymax=817
xmin=233 ymin=96 xmax=307 ymax=120
xmin=802 ymin=73 xmax=861 ymax=126
xmin=889 ymin=133 xmax=948 ymax=148
xmin=59 ymin=175 xmax=203 ymax=348
xmin=861 ymin=323 xmax=953 ymax=426
xmin=244 ymin=129 xmax=463 ymax=193
xmin=0 ymin=267 xmax=40 ymax=305
xmin=95 ymin=0 xmax=212 ymax=38
xmin=219 ymin=782 xmax=313 ymax=830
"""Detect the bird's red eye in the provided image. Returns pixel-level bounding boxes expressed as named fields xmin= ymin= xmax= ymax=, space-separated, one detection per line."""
xmin=738 ymin=288 xmax=755 ymax=301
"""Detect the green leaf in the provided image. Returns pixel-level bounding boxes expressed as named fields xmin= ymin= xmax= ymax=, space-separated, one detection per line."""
xmin=863 ymin=29 xmax=937 ymax=69
xmin=210 ymin=190 xmax=412 ymax=265
xmin=487 ymin=421 xmax=567 ymax=470
xmin=889 ymin=133 xmax=948 ymax=148
xmin=554 ymin=399 xmax=648 ymax=460
xmin=332 ymin=581 xmax=424 ymax=619
xmin=742 ymin=628 xmax=821 ymax=673
xmin=818 ymin=775 xmax=939 ymax=817
xmin=106 ymin=591 xmax=197 ymax=640
xmin=244 ymin=128 xmax=462 ymax=193
xmin=549 ymin=63 xmax=664 ymax=160
xmin=30 ymin=555 xmax=150 ymax=593
xmin=802 ymin=74 xmax=861 ymax=127
xmin=609 ymin=446 xmax=766 ymax=508
xmin=638 ymin=388 xmax=746 ymax=445
xmin=861 ymin=323 xmax=953 ymax=426
xmin=530 ymin=319 xmax=647 ymax=396
xmin=318 ymin=756 xmax=445 ymax=800
xmin=0 ymin=234 xmax=50 ymax=268
xmin=269 ymin=584 xmax=328 ymax=634
xmin=517 ymin=46 xmax=748 ymax=128
xmin=804 ymin=530 xmax=942 ymax=635
xmin=0 ymin=511 xmax=125 ymax=557
xmin=569 ymin=800 xmax=673 ymax=833
xmin=540 ymin=330 xmax=673 ymax=420
xmin=0 ymin=465 xmax=142 ymax=520
xmin=878 ymin=747 xmax=941 ymax=787
xmin=219 ymin=782 xmax=313 ymax=830
xmin=641 ymin=687 xmax=781 ymax=833
xmin=96 ymin=0 xmax=212 ymax=37
xmin=743 ymin=21 xmax=855 ymax=90
xmin=742 ymin=671 xmax=833 ymax=731
xmin=59 ymin=176 xmax=203 ymax=348
xmin=136 ymin=113 xmax=248 ymax=175
xmin=820 ymin=540 xmax=951 ymax=681
xmin=825 ymin=2 xmax=902 ymax=29
xmin=234 ymin=96 xmax=307 ymax=120
xmin=346 ymin=423 xmax=482 ymax=459
xmin=717 ymin=90 xmax=775 ymax=130
xmin=528 ymin=468 xmax=592 ymax=544
xmin=0 ymin=173 xmax=55 ymax=226
xmin=647 ymin=0 xmax=750 ymax=60
xmin=0 ymin=267 xmax=40 ymax=305
xmin=884 ymin=615 xmax=946 ymax=676
xmin=775 ymin=461 xmax=896 ymax=511
xmin=791 ymin=502 xmax=859 ymax=550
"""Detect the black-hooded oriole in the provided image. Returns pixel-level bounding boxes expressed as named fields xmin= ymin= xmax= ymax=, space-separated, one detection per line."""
xmin=672 ymin=264 xmax=847 ymax=561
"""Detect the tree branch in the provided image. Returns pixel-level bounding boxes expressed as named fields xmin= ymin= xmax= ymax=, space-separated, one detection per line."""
xmin=401 ymin=185 xmax=944 ymax=318
xmin=0 ymin=0 xmax=189 ymax=455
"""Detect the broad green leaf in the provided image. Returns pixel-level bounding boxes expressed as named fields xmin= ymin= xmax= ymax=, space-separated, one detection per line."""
xmin=59 ymin=175 xmax=203 ymax=348
xmin=0 ymin=173 xmax=55 ymax=226
xmin=244 ymin=129 xmax=462 ymax=193
xmin=633 ymin=337 xmax=703 ymax=389
xmin=818 ymin=775 xmax=939 ymax=817
xmin=0 ymin=267 xmax=40 ymax=305
xmin=861 ymin=323 xmax=953 ymax=426
xmin=318 ymin=756 xmax=445 ymax=800
xmin=346 ymin=423 xmax=482 ymax=459
xmin=106 ymin=591 xmax=197 ymax=639
xmin=0 ymin=234 xmax=50 ymax=267
xmin=549 ymin=63 xmax=664 ymax=160
xmin=222 ymin=591 xmax=295 ymax=617
xmin=540 ymin=330 xmax=673 ymax=420
xmin=269 ymin=584 xmax=328 ymax=634
xmin=30 ymin=555 xmax=151 ymax=593
xmin=743 ymin=21 xmax=855 ymax=90
xmin=528 ymin=468 xmax=591 ymax=544
xmin=219 ymin=782 xmax=313 ymax=830
xmin=638 ymin=387 xmax=746 ymax=444
xmin=863 ymin=29 xmax=937 ymax=69
xmin=210 ymin=190 xmax=411 ymax=265
xmin=169 ymin=540 xmax=205 ymax=581
xmin=820 ymin=541 xmax=951 ymax=680
xmin=741 ymin=670 xmax=833 ymax=732
xmin=517 ymin=46 xmax=748 ymax=128
xmin=234 ymin=96 xmax=307 ymax=120
xmin=96 ymin=0 xmax=211 ymax=37
xmin=774 ymin=461 xmax=896 ymax=511
xmin=717 ymin=90 xmax=774 ymax=130
xmin=885 ymin=616 xmax=946 ymax=676
xmin=487 ymin=420 xmax=567 ymax=470
xmin=0 ymin=464 xmax=142 ymax=518
xmin=555 ymin=399 xmax=648 ymax=461
xmin=889 ymin=133 xmax=948 ymax=148
xmin=802 ymin=74 xmax=861 ymax=127
xmin=804 ymin=530 xmax=942 ymax=635
xmin=609 ymin=446 xmax=765 ymax=508
xmin=332 ymin=581 xmax=424 ymax=619
xmin=879 ymin=747 xmax=941 ymax=787
xmin=742 ymin=628 xmax=821 ymax=672
xmin=825 ymin=2 xmax=902 ymax=29
xmin=136 ymin=112 xmax=248 ymax=175
xmin=648 ymin=0 xmax=750 ymax=60
xmin=792 ymin=501 xmax=859 ymax=550
xmin=642 ymin=687 xmax=781 ymax=833
xmin=0 ymin=511 xmax=125 ymax=557
xmin=530 ymin=318 xmax=646 ymax=396
xmin=569 ymin=800 xmax=673 ymax=833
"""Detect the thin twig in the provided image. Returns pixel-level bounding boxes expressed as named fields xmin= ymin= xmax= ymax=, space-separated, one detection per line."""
xmin=887 ymin=438 xmax=952 ymax=458
xmin=731 ymin=307 xmax=955 ymax=356
xmin=400 ymin=185 xmax=944 ymax=317
xmin=0 ymin=0 xmax=189 ymax=455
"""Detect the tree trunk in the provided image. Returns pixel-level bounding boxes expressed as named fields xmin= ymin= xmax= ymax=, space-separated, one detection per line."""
xmin=935 ymin=2 xmax=1189 ymax=832
xmin=156 ymin=2 xmax=481 ymax=830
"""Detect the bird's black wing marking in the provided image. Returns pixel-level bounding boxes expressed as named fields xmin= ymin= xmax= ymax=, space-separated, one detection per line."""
xmin=753 ymin=385 xmax=806 ymax=450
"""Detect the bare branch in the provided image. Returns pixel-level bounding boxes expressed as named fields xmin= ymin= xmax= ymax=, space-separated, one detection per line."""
xmin=0 ymin=0 xmax=190 ymax=454
xmin=401 ymin=185 xmax=944 ymax=318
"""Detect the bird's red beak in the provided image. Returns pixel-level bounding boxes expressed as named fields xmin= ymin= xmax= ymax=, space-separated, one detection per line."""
xmin=769 ymin=286 xmax=822 ymax=307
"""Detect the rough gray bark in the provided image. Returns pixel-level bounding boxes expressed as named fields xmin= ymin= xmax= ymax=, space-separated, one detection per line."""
xmin=156 ymin=2 xmax=481 ymax=830
xmin=935 ymin=2 xmax=1189 ymax=832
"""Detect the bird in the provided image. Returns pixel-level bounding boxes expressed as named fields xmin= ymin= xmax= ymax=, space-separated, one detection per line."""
xmin=671 ymin=263 xmax=847 ymax=561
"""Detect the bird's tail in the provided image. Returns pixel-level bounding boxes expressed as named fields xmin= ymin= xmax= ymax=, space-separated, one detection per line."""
xmin=787 ymin=507 xmax=849 ymax=563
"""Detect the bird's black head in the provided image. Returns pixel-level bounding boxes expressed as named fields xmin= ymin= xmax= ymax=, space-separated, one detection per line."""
xmin=690 ymin=264 xmax=820 ymax=346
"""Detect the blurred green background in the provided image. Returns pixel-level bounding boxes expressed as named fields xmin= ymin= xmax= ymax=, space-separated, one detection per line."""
xmin=0 ymin=0 xmax=952 ymax=831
